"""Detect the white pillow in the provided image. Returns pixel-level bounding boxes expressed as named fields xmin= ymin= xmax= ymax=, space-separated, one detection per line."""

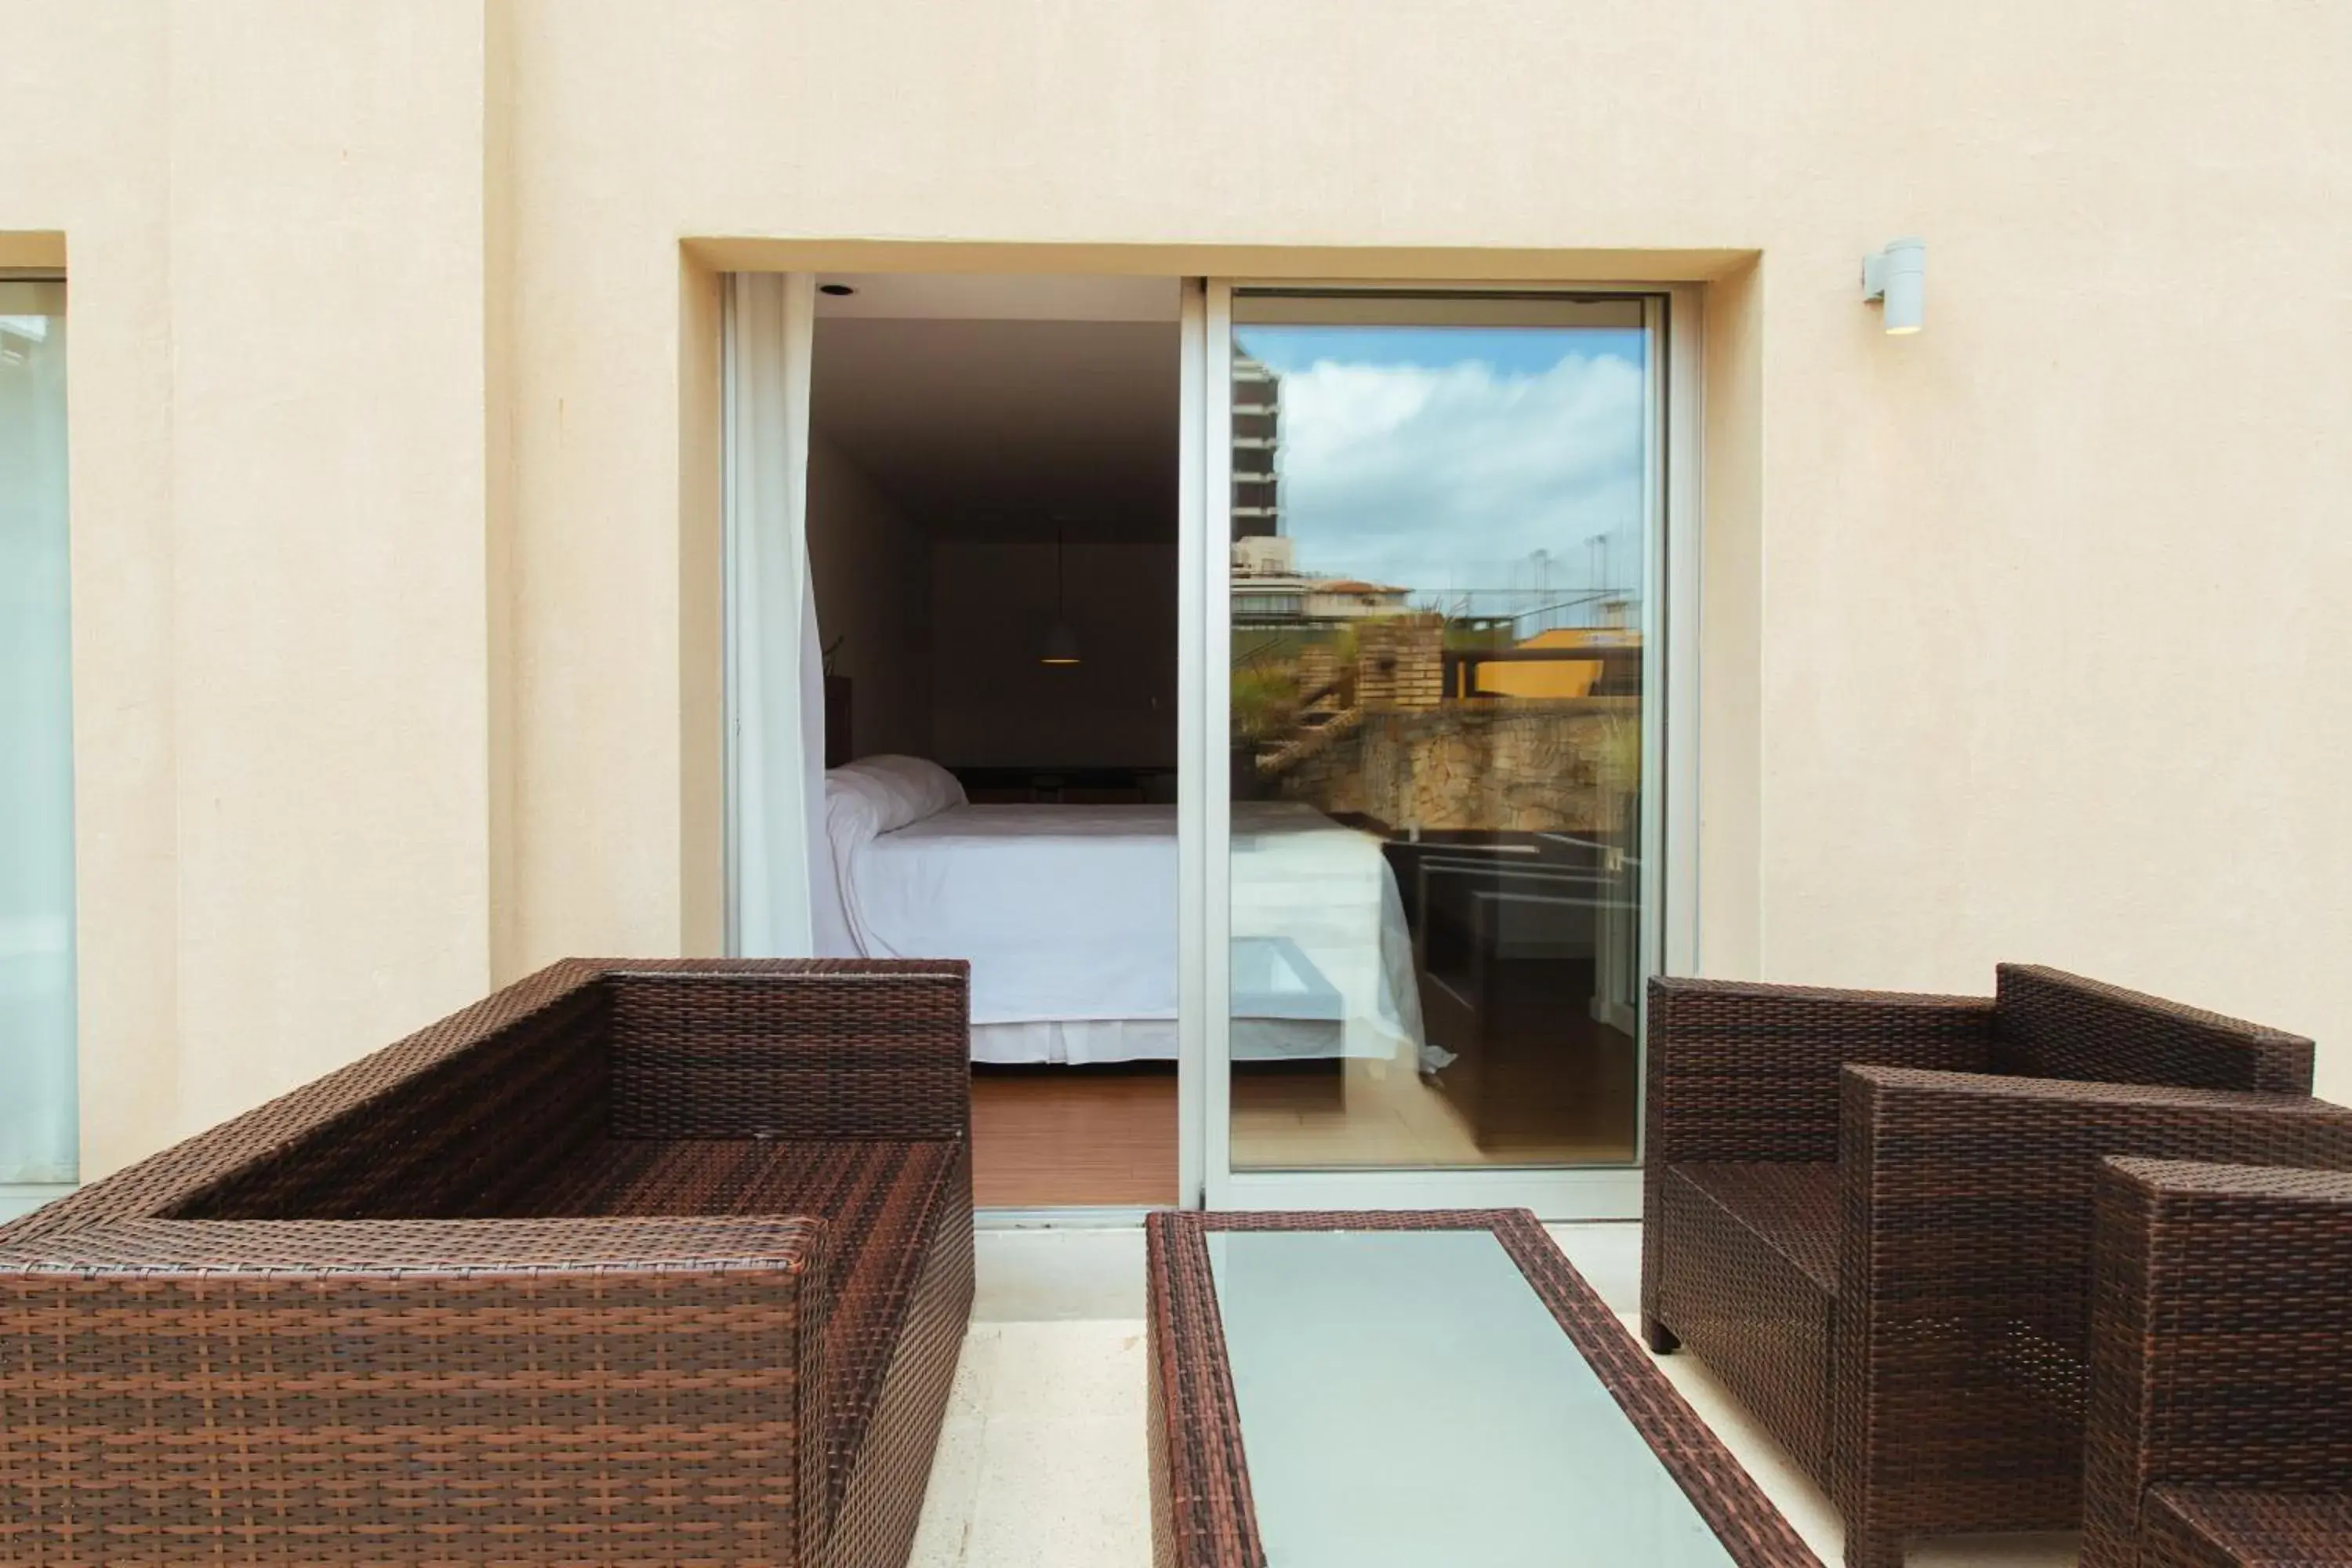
xmin=818 ymin=757 xmax=967 ymax=958
xmin=831 ymin=754 xmax=967 ymax=831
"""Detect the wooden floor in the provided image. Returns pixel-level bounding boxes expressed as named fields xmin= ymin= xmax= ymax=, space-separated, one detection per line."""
xmin=1229 ymin=1047 xmax=1637 ymax=1171
xmin=967 ymin=1008 xmax=1640 ymax=1206
xmin=971 ymin=1065 xmax=1179 ymax=1208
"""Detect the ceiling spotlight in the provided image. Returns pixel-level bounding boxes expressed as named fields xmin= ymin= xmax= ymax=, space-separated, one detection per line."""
xmin=1861 ymin=238 xmax=1925 ymax=335
xmin=818 ymin=283 xmax=857 ymax=297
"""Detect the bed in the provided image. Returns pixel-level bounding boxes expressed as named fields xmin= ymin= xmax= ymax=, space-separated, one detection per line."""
xmin=817 ymin=757 xmax=1428 ymax=1065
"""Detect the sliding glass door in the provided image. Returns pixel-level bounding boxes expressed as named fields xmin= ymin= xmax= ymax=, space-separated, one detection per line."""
xmin=0 ymin=278 xmax=76 ymax=1221
xmin=1196 ymin=285 xmax=1678 ymax=1216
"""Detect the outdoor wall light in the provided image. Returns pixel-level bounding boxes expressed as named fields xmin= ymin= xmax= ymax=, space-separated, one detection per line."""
xmin=1861 ymin=238 xmax=1925 ymax=334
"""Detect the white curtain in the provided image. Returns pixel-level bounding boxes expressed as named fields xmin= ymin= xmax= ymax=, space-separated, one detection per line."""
xmin=724 ymin=273 xmax=832 ymax=957
xmin=0 ymin=280 xmax=77 ymax=1189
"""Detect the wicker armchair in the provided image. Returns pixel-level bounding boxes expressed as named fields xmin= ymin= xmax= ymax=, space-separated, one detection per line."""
xmin=2082 ymin=1156 xmax=2352 ymax=1567
xmin=0 ymin=959 xmax=975 ymax=1568
xmin=1640 ymin=964 xmax=2347 ymax=1568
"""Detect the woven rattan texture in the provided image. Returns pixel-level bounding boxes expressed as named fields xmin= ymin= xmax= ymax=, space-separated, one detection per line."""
xmin=2081 ymin=1157 xmax=2352 ymax=1568
xmin=826 ymin=1158 xmax=973 ymax=1568
xmin=1642 ymin=967 xmax=2348 ymax=1568
xmin=1639 ymin=975 xmax=1995 ymax=1376
xmin=1989 ymin=964 xmax=2315 ymax=1091
xmin=1146 ymin=1209 xmax=1822 ymax=1568
xmin=1642 ymin=978 xmax=1997 ymax=1168
xmin=0 ymin=960 xmax=609 ymax=1250
xmin=608 ymin=966 xmax=971 ymax=1142
xmin=1145 ymin=1214 xmax=1265 ymax=1568
xmin=0 ymin=959 xmax=976 ymax=1568
xmin=2138 ymin=1487 xmax=2352 ymax=1568
xmin=480 ymin=1132 xmax=963 ymax=1533
xmin=183 ymin=979 xmax=613 ymax=1221
xmin=1652 ymin=1164 xmax=1836 ymax=1472
xmin=1676 ymin=1162 xmax=1839 ymax=1291
xmin=1831 ymin=1068 xmax=2352 ymax=1563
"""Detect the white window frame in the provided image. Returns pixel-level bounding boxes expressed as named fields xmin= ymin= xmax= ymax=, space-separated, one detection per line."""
xmin=0 ymin=270 xmax=78 ymax=1222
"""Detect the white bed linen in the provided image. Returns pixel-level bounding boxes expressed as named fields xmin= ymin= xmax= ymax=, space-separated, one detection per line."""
xmin=971 ymin=1018 xmax=1178 ymax=1066
xmin=968 ymin=1015 xmax=1363 ymax=1066
xmin=836 ymin=802 xmax=1425 ymax=1064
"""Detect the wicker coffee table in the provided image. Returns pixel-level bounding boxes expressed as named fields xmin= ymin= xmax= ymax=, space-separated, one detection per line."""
xmin=1145 ymin=1210 xmax=1821 ymax=1568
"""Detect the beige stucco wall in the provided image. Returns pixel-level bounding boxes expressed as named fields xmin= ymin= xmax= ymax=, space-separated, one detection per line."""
xmin=7 ymin=1 xmax=2350 ymax=1173
xmin=4 ymin=2 xmax=500 ymax=1172
xmin=806 ymin=431 xmax=935 ymax=760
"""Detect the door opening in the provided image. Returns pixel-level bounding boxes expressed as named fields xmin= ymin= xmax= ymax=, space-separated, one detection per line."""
xmin=794 ymin=272 xmax=1186 ymax=1209
xmin=725 ymin=270 xmax=1695 ymax=1221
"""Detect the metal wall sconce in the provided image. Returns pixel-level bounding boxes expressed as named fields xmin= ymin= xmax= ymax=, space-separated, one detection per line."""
xmin=1862 ymin=238 xmax=1925 ymax=335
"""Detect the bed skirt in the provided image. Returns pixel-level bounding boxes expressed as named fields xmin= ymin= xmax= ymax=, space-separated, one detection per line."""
xmin=969 ymin=1016 xmax=1376 ymax=1066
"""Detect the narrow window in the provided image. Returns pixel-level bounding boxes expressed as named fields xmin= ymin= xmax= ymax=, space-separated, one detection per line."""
xmin=0 ymin=278 xmax=75 ymax=1215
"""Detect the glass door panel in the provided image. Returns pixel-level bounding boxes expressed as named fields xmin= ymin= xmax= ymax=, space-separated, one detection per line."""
xmin=1221 ymin=290 xmax=1658 ymax=1174
xmin=0 ymin=278 xmax=77 ymax=1212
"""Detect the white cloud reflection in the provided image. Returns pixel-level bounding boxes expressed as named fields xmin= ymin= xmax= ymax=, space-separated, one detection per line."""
xmin=1265 ymin=348 xmax=1650 ymax=610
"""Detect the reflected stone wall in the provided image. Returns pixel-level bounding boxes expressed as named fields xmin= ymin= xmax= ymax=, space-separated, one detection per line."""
xmin=1273 ymin=701 xmax=1640 ymax=836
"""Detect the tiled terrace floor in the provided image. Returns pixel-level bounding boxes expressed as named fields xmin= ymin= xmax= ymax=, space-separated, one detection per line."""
xmin=916 ymin=1224 xmax=2081 ymax=1568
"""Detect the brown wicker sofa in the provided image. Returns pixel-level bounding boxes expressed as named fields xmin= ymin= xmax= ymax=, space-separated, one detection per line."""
xmin=1640 ymin=964 xmax=2352 ymax=1568
xmin=0 ymin=958 xmax=975 ymax=1568
xmin=2081 ymin=1156 xmax=2352 ymax=1567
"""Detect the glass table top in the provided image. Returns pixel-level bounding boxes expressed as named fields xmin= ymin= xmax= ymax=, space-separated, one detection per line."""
xmin=1207 ymin=1228 xmax=1739 ymax=1568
